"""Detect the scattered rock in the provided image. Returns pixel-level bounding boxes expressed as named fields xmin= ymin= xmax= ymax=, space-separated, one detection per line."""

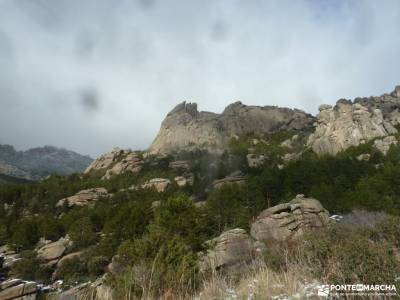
xmin=247 ymin=154 xmax=265 ymax=168
xmin=199 ymin=228 xmax=254 ymax=272
xmin=213 ymin=171 xmax=246 ymax=189
xmin=373 ymin=136 xmax=398 ymax=155
xmin=356 ymin=153 xmax=371 ymax=161
xmin=141 ymin=178 xmax=171 ymax=192
xmin=169 ymin=160 xmax=191 ymax=170
xmin=281 ymin=152 xmax=302 ymax=163
xmin=280 ymin=134 xmax=299 ymax=149
xmin=56 ymin=188 xmax=109 ymax=208
xmin=250 ymin=195 xmax=330 ymax=244
xmin=107 ymin=255 xmax=125 ymax=276
xmin=174 ymin=174 xmax=194 ymax=187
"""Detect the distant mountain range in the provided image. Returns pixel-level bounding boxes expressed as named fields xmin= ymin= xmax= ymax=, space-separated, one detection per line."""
xmin=0 ymin=145 xmax=93 ymax=183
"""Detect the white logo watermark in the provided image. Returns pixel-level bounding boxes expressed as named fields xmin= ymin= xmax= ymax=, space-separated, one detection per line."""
xmin=324 ymin=284 xmax=397 ymax=296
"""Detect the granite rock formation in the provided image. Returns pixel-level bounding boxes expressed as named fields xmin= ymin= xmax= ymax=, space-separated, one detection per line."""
xmin=150 ymin=102 xmax=314 ymax=154
xmin=308 ymin=87 xmax=400 ymax=156
xmin=250 ymin=195 xmax=330 ymax=244
xmin=56 ymin=188 xmax=109 ymax=208
xmin=84 ymin=148 xmax=143 ymax=180
xmin=199 ymin=228 xmax=254 ymax=272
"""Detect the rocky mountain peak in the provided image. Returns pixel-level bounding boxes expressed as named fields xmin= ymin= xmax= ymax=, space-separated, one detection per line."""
xmin=150 ymin=101 xmax=314 ymax=154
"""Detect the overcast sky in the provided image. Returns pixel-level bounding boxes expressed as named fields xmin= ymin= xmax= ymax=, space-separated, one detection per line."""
xmin=0 ymin=0 xmax=400 ymax=157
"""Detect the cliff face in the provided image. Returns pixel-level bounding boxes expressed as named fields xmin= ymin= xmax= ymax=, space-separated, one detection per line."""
xmin=149 ymin=101 xmax=315 ymax=154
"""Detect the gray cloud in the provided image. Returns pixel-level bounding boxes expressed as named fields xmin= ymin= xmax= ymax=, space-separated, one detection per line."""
xmin=0 ymin=0 xmax=400 ymax=157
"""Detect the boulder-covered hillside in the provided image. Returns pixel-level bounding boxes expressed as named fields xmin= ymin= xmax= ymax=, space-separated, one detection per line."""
xmin=2 ymin=86 xmax=400 ymax=299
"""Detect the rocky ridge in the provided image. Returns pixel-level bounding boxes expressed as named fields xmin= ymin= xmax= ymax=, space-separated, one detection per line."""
xmin=149 ymin=101 xmax=315 ymax=154
xmin=150 ymin=86 xmax=400 ymax=157
xmin=0 ymin=145 xmax=92 ymax=183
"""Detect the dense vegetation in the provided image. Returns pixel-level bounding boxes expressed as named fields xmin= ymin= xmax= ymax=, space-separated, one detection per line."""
xmin=1 ymin=132 xmax=400 ymax=298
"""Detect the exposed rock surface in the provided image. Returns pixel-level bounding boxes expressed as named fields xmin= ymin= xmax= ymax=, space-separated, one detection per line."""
xmin=56 ymin=188 xmax=109 ymax=208
xmin=0 ymin=145 xmax=92 ymax=183
xmin=308 ymin=87 xmax=400 ymax=155
xmin=0 ymin=163 xmax=39 ymax=182
xmin=174 ymin=174 xmax=194 ymax=187
xmin=373 ymin=136 xmax=398 ymax=155
xmin=250 ymin=195 xmax=330 ymax=244
xmin=199 ymin=228 xmax=254 ymax=272
xmin=84 ymin=148 xmax=143 ymax=180
xmin=0 ymin=246 xmax=21 ymax=269
xmin=37 ymin=237 xmax=72 ymax=262
xmin=150 ymin=101 xmax=314 ymax=154
xmin=246 ymin=154 xmax=265 ymax=168
xmin=213 ymin=171 xmax=246 ymax=189
xmin=356 ymin=153 xmax=371 ymax=161
xmin=141 ymin=178 xmax=171 ymax=192
xmin=169 ymin=160 xmax=191 ymax=170
xmin=0 ymin=279 xmax=37 ymax=300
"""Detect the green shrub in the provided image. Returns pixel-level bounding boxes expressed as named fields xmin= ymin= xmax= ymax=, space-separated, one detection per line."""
xmin=300 ymin=224 xmax=400 ymax=285
xmin=87 ymin=255 xmax=109 ymax=276
xmin=10 ymin=250 xmax=52 ymax=283
xmin=56 ymin=257 xmax=88 ymax=285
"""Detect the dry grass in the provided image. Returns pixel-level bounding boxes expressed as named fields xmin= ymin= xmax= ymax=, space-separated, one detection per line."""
xmin=197 ymin=259 xmax=315 ymax=300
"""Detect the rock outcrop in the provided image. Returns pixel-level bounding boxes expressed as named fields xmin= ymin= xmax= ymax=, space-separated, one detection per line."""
xmin=56 ymin=188 xmax=109 ymax=208
xmin=250 ymin=195 xmax=330 ymax=244
xmin=0 ymin=279 xmax=38 ymax=300
xmin=246 ymin=154 xmax=265 ymax=168
xmin=84 ymin=148 xmax=143 ymax=179
xmin=213 ymin=171 xmax=246 ymax=189
xmin=373 ymin=136 xmax=398 ymax=155
xmin=141 ymin=178 xmax=171 ymax=192
xmin=308 ymin=87 xmax=400 ymax=156
xmin=169 ymin=160 xmax=191 ymax=171
xmin=199 ymin=228 xmax=254 ymax=272
xmin=37 ymin=237 xmax=72 ymax=264
xmin=0 ymin=246 xmax=21 ymax=269
xmin=174 ymin=174 xmax=194 ymax=187
xmin=150 ymin=102 xmax=314 ymax=154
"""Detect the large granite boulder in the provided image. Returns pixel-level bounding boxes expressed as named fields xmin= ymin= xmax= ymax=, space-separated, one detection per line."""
xmin=149 ymin=101 xmax=314 ymax=154
xmin=0 ymin=279 xmax=38 ymax=300
xmin=199 ymin=228 xmax=254 ymax=272
xmin=174 ymin=174 xmax=194 ymax=187
xmin=37 ymin=237 xmax=72 ymax=263
xmin=56 ymin=188 xmax=109 ymax=208
xmin=250 ymin=195 xmax=330 ymax=244
xmin=84 ymin=148 xmax=143 ymax=179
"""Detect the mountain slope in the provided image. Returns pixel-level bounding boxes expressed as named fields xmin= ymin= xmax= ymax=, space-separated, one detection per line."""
xmin=0 ymin=145 xmax=93 ymax=182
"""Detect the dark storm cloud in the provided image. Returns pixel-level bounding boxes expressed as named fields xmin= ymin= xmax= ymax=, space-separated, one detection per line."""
xmin=0 ymin=0 xmax=400 ymax=157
